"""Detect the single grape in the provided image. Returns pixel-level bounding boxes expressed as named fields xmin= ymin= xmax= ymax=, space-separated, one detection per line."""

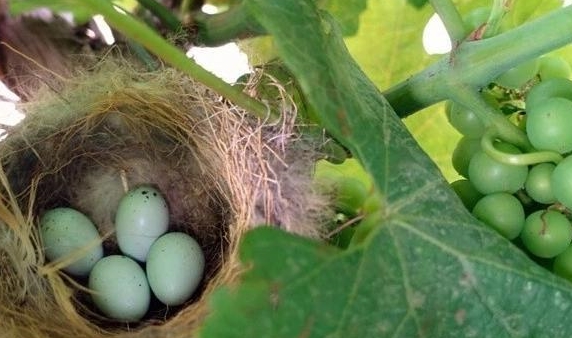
xmin=472 ymin=192 xmax=525 ymax=239
xmin=468 ymin=142 xmax=528 ymax=194
xmin=538 ymin=55 xmax=572 ymax=81
xmin=525 ymin=78 xmax=572 ymax=110
xmin=520 ymin=210 xmax=572 ymax=258
xmin=495 ymin=59 xmax=539 ymax=89
xmin=334 ymin=177 xmax=368 ymax=215
xmin=526 ymin=97 xmax=572 ymax=154
xmin=553 ymin=245 xmax=572 ymax=282
xmin=361 ymin=190 xmax=384 ymax=215
xmin=525 ymin=163 xmax=556 ymax=204
xmin=452 ymin=137 xmax=481 ymax=178
xmin=551 ymin=156 xmax=572 ymax=210
xmin=445 ymin=101 xmax=486 ymax=137
xmin=450 ymin=179 xmax=483 ymax=211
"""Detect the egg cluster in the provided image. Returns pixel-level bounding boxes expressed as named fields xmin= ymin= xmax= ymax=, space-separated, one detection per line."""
xmin=39 ymin=185 xmax=205 ymax=322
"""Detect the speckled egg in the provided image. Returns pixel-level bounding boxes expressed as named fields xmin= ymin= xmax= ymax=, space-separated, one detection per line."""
xmin=39 ymin=207 xmax=103 ymax=276
xmin=88 ymin=255 xmax=150 ymax=322
xmin=115 ymin=185 xmax=169 ymax=261
xmin=146 ymin=232 xmax=205 ymax=306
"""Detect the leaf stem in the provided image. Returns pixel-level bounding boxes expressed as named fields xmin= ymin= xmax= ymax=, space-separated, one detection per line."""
xmin=429 ymin=0 xmax=466 ymax=43
xmin=194 ymin=3 xmax=266 ymax=46
xmin=136 ymin=0 xmax=182 ymax=32
xmin=481 ymin=129 xmax=563 ymax=165
xmin=81 ymin=0 xmax=271 ymax=119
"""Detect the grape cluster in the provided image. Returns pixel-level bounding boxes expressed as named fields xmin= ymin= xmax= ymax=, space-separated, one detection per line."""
xmin=448 ymin=55 xmax=572 ymax=280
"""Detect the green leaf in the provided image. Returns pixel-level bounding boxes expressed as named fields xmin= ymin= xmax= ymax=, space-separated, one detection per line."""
xmin=319 ymin=0 xmax=368 ymax=36
xmin=202 ymin=224 xmax=572 ymax=337
xmin=403 ymin=105 xmax=462 ymax=182
xmin=199 ymin=0 xmax=572 ymax=337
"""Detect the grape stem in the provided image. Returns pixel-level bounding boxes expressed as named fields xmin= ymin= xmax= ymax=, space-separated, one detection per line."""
xmin=428 ymin=0 xmax=466 ymax=44
xmin=136 ymin=0 xmax=182 ymax=32
xmin=481 ymin=128 xmax=563 ymax=166
xmin=384 ymin=5 xmax=572 ymax=116
xmin=450 ymin=85 xmax=532 ymax=151
xmin=482 ymin=0 xmax=512 ymax=39
xmin=327 ymin=215 xmax=364 ymax=238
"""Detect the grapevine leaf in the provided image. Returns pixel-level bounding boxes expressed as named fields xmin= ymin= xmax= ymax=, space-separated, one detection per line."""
xmin=319 ymin=0 xmax=367 ymax=36
xmin=199 ymin=0 xmax=572 ymax=337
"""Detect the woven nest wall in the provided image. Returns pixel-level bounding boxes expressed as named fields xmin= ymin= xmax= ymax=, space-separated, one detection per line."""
xmin=0 ymin=61 xmax=330 ymax=337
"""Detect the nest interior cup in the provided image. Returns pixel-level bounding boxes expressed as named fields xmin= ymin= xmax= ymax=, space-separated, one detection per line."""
xmin=0 ymin=61 xmax=328 ymax=337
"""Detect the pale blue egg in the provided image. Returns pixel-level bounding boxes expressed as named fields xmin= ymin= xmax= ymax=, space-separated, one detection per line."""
xmin=115 ymin=185 xmax=169 ymax=261
xmin=40 ymin=207 xmax=103 ymax=276
xmin=146 ymin=232 xmax=205 ymax=306
xmin=89 ymin=255 xmax=150 ymax=322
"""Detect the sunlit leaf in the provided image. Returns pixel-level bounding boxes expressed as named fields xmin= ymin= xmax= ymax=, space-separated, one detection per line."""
xmin=319 ymin=0 xmax=367 ymax=36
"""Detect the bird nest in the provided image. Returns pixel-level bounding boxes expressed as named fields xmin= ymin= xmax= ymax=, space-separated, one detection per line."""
xmin=0 ymin=61 xmax=329 ymax=337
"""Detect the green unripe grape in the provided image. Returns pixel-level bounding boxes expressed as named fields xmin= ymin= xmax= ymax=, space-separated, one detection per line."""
xmin=445 ymin=101 xmax=486 ymax=137
xmin=551 ymin=156 xmax=572 ymax=210
xmin=538 ymin=55 xmax=572 ymax=81
xmin=450 ymin=179 xmax=483 ymax=211
xmin=553 ymin=245 xmax=572 ymax=282
xmin=520 ymin=210 xmax=572 ymax=258
xmin=361 ymin=190 xmax=384 ymax=215
xmin=452 ymin=137 xmax=481 ymax=178
xmin=468 ymin=142 xmax=528 ymax=194
xmin=495 ymin=59 xmax=539 ymax=89
xmin=334 ymin=177 xmax=368 ymax=215
xmin=526 ymin=78 xmax=572 ymax=111
xmin=526 ymin=97 xmax=572 ymax=154
xmin=472 ymin=192 xmax=525 ymax=240
xmin=525 ymin=163 xmax=556 ymax=204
